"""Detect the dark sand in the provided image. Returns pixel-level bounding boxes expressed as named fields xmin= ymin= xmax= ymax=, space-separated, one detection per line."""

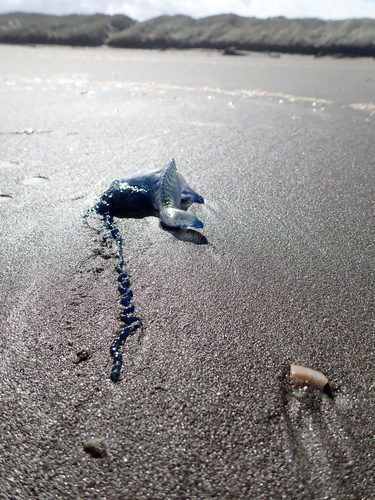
xmin=0 ymin=45 xmax=374 ymax=499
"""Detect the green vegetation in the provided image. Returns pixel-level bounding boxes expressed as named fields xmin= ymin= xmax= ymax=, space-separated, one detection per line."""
xmin=0 ymin=12 xmax=374 ymax=56
xmin=0 ymin=12 xmax=134 ymax=46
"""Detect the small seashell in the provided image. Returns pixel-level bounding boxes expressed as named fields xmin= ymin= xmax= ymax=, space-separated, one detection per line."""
xmin=83 ymin=438 xmax=107 ymax=458
xmin=290 ymin=364 xmax=333 ymax=398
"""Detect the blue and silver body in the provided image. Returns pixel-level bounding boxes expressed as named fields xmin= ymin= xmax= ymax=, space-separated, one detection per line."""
xmin=95 ymin=159 xmax=204 ymax=229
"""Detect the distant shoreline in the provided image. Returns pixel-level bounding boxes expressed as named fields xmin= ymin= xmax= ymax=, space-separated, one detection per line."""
xmin=0 ymin=12 xmax=374 ymax=57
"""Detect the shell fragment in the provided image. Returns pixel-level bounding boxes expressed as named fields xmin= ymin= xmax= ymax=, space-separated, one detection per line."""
xmin=290 ymin=364 xmax=333 ymax=398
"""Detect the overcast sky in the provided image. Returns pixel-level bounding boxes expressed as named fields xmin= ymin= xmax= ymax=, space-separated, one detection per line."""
xmin=1 ymin=0 xmax=375 ymax=20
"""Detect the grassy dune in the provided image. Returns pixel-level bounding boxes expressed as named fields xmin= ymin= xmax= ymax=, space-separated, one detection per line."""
xmin=0 ymin=12 xmax=374 ymax=56
xmin=0 ymin=12 xmax=134 ymax=46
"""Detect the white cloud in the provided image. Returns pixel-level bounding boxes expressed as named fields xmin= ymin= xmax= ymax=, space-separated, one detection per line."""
xmin=1 ymin=0 xmax=374 ymax=20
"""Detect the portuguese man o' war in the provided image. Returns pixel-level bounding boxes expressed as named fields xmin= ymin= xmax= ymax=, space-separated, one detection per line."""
xmin=87 ymin=159 xmax=205 ymax=382
xmin=95 ymin=158 xmax=204 ymax=229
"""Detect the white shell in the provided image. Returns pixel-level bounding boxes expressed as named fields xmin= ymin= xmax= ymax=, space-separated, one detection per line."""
xmin=290 ymin=364 xmax=329 ymax=391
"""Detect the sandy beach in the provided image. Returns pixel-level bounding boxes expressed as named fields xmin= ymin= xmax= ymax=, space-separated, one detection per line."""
xmin=0 ymin=44 xmax=374 ymax=499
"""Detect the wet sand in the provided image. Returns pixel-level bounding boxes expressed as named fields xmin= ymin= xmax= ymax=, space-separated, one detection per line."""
xmin=0 ymin=45 xmax=374 ymax=499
